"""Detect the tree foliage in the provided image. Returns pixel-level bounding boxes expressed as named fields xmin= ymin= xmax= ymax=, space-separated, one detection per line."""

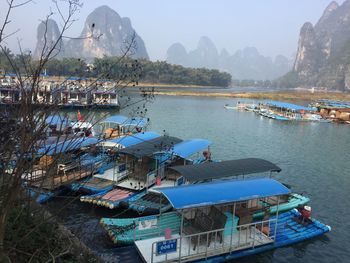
xmin=1 ymin=54 xmax=232 ymax=87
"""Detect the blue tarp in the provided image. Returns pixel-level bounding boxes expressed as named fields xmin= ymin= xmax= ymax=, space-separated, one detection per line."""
xmin=167 ymin=139 xmax=211 ymax=159
xmin=45 ymin=115 xmax=71 ymax=126
xmin=266 ymin=101 xmax=314 ymax=111
xmin=100 ymin=115 xmax=148 ymax=127
xmin=107 ymin=132 xmax=160 ymax=148
xmin=37 ymin=137 xmax=99 ymax=156
xmin=156 ymin=178 xmax=290 ymax=209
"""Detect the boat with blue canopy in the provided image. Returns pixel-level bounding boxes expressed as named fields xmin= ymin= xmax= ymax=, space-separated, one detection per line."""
xmin=96 ymin=115 xmax=149 ymax=138
xmin=24 ymin=136 xmax=103 ymax=203
xmin=259 ymin=101 xmax=324 ymax=121
xmin=71 ymin=132 xmax=161 ymax=194
xmin=101 ymin=159 xmax=309 ymax=245
xmin=80 ymin=135 xmax=184 ymax=208
xmin=123 ymin=178 xmax=330 ymax=263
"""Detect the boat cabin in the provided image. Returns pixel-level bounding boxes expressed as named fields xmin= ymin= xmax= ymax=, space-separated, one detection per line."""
xmin=80 ymin=136 xmax=184 ymax=209
xmin=75 ymin=132 xmax=161 ymax=194
xmin=96 ymin=115 xmax=149 ymax=138
xmin=26 ymin=137 xmax=100 ymax=190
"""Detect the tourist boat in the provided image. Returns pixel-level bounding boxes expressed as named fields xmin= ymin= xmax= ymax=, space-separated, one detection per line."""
xmin=95 ymin=115 xmax=149 ymax=139
xmin=258 ymin=101 xmax=326 ymax=122
xmin=79 ymin=135 xmax=184 ymax=208
xmin=101 ymin=159 xmax=309 ymax=245
xmin=224 ymin=104 xmax=237 ymax=110
xmin=224 ymin=102 xmax=251 ymax=110
xmin=70 ymin=131 xmax=161 ymax=194
xmin=122 ymin=178 xmax=330 ymax=262
xmin=244 ymin=104 xmax=258 ymax=112
xmin=24 ymin=137 xmax=102 ymax=203
xmin=125 ymin=158 xmax=285 ymax=214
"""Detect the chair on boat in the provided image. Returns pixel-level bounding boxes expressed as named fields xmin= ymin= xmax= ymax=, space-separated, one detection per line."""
xmin=209 ymin=206 xmax=227 ymax=244
xmin=183 ymin=209 xmax=214 ymax=250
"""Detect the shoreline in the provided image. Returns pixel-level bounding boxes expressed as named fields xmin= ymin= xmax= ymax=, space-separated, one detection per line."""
xmin=151 ymin=90 xmax=350 ymax=101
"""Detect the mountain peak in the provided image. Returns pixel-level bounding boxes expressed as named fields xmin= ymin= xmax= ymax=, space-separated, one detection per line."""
xmin=51 ymin=6 xmax=149 ymax=60
xmin=33 ymin=19 xmax=62 ymax=59
xmin=317 ymin=1 xmax=339 ymax=26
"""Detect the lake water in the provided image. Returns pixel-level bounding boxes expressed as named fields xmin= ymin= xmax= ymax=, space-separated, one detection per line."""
xmin=48 ymin=95 xmax=350 ymax=263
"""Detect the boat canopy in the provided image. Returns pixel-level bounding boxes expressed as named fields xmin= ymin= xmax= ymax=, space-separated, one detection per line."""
xmin=317 ymin=99 xmax=350 ymax=109
xmin=45 ymin=115 xmax=71 ymax=126
xmin=156 ymin=178 xmax=290 ymax=209
xmin=169 ymin=158 xmax=281 ymax=182
xmin=118 ymin=136 xmax=182 ymax=158
xmin=100 ymin=132 xmax=160 ymax=148
xmin=37 ymin=137 xmax=99 ymax=156
xmin=100 ymin=115 xmax=148 ymax=127
xmin=266 ymin=101 xmax=314 ymax=112
xmin=165 ymin=139 xmax=211 ymax=159
xmin=100 ymin=115 xmax=128 ymax=124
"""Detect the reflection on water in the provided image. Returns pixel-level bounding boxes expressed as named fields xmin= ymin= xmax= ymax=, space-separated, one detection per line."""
xmin=50 ymin=95 xmax=350 ymax=262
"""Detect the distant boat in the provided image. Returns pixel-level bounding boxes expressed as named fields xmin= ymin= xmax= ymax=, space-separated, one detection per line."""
xmin=224 ymin=104 xmax=237 ymax=110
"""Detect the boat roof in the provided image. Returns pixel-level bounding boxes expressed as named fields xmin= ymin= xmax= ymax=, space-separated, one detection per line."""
xmin=155 ymin=178 xmax=290 ymax=209
xmin=266 ymin=101 xmax=314 ymax=111
xmin=45 ymin=115 xmax=71 ymax=126
xmin=166 ymin=139 xmax=211 ymax=159
xmin=317 ymin=99 xmax=350 ymax=109
xmin=118 ymin=136 xmax=182 ymax=158
xmin=100 ymin=115 xmax=148 ymax=127
xmin=169 ymin=158 xmax=281 ymax=182
xmin=37 ymin=137 xmax=99 ymax=156
xmin=101 ymin=132 xmax=160 ymax=148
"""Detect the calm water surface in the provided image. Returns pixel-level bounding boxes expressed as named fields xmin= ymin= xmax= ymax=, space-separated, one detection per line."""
xmin=49 ymin=95 xmax=350 ymax=263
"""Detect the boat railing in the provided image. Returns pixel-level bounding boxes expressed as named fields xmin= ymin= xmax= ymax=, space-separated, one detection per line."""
xmin=149 ymin=218 xmax=277 ymax=263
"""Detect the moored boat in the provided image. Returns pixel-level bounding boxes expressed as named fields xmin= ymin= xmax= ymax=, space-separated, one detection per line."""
xmin=128 ymin=178 xmax=330 ymax=263
xmin=101 ymin=159 xmax=309 ymax=245
xmin=71 ymin=131 xmax=161 ymax=194
xmin=80 ymin=135 xmax=184 ymax=209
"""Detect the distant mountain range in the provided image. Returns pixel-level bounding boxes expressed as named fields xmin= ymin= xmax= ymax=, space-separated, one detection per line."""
xmin=33 ymin=5 xmax=149 ymax=60
xmin=166 ymin=37 xmax=293 ymax=80
xmin=280 ymin=0 xmax=350 ymax=91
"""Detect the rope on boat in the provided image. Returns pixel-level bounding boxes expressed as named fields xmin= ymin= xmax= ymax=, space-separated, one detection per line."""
xmin=111 ymin=207 xmax=132 ymax=218
xmin=109 ymin=221 xmax=136 ymax=235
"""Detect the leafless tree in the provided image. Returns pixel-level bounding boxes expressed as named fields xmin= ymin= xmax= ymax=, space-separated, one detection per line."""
xmin=0 ymin=1 xmax=153 ymax=261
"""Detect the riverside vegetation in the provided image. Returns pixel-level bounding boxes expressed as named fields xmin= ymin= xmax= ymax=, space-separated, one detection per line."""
xmin=0 ymin=51 xmax=232 ymax=87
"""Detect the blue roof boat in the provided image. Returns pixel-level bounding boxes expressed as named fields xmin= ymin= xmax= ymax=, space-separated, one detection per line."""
xmin=100 ymin=131 xmax=160 ymax=148
xmin=266 ymin=101 xmax=315 ymax=112
xmin=126 ymin=158 xmax=286 ymax=214
xmin=37 ymin=137 xmax=99 ymax=156
xmin=126 ymin=178 xmax=330 ymax=263
xmin=97 ymin=115 xmax=149 ymax=138
xmin=71 ymin=132 xmax=161 ymax=194
xmin=80 ymin=137 xmax=212 ymax=209
xmin=100 ymin=115 xmax=148 ymax=128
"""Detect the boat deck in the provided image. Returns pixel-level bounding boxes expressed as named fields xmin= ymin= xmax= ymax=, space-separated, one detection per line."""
xmin=31 ymin=169 xmax=92 ymax=190
xmin=81 ymin=177 xmax=114 ymax=189
xmin=135 ymin=210 xmax=331 ymax=263
xmin=135 ymin=227 xmax=272 ymax=263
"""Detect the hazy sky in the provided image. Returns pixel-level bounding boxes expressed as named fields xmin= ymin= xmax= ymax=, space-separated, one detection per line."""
xmin=0 ymin=0 xmax=346 ymax=61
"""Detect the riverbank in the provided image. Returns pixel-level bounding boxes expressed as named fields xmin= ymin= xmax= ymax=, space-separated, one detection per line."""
xmin=151 ymin=90 xmax=350 ymax=101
